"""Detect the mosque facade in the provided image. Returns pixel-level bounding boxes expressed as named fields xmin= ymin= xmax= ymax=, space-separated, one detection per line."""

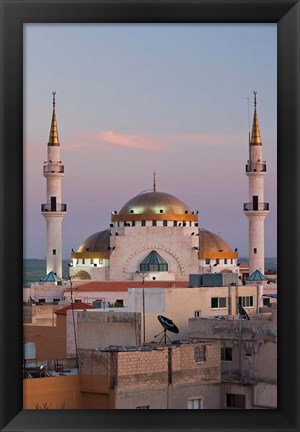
xmin=41 ymin=92 xmax=268 ymax=283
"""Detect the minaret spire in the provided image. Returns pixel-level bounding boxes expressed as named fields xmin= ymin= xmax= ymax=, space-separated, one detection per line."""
xmin=244 ymin=91 xmax=269 ymax=276
xmin=153 ymin=172 xmax=156 ymax=192
xmin=41 ymin=92 xmax=67 ymax=278
xmin=48 ymin=91 xmax=60 ymax=146
xmin=250 ymin=91 xmax=262 ymax=145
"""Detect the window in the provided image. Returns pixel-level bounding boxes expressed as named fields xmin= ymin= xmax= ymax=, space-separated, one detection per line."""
xmin=53 ymin=249 xmax=56 ymax=255
xmin=254 ymin=248 xmax=257 ymax=254
xmin=163 ymin=220 xmax=168 ymax=226
xmin=173 ymin=221 xmax=177 ymax=226
xmin=136 ymin=405 xmax=150 ymax=409
xmin=194 ymin=345 xmax=206 ymax=363
xmin=194 ymin=310 xmax=201 ymax=318
xmin=211 ymin=297 xmax=227 ymax=309
xmin=221 ymin=347 xmax=232 ymax=361
xmin=152 ymin=220 xmax=157 ymax=226
xmin=226 ymin=394 xmax=245 ymax=409
xmin=205 ymin=259 xmax=210 ymax=265
xmin=132 ymin=221 xmax=135 ymax=227
xmin=90 ymin=259 xmax=94 ymax=264
xmin=239 ymin=296 xmax=254 ymax=307
xmin=82 ymin=258 xmax=85 ymax=264
xmin=188 ymin=399 xmax=203 ymax=409
xmin=141 ymin=220 xmax=146 ymax=226
xmin=216 ymin=258 xmax=220 ymax=264
xmin=224 ymin=259 xmax=227 ymax=264
xmin=263 ymin=297 xmax=270 ymax=306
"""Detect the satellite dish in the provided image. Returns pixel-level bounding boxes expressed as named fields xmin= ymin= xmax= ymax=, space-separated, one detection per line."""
xmin=238 ymin=303 xmax=250 ymax=320
xmin=158 ymin=315 xmax=179 ymax=333
xmin=155 ymin=315 xmax=179 ymax=344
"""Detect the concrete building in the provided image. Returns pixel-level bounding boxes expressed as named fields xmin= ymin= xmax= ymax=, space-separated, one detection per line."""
xmin=66 ymin=283 xmax=260 ymax=356
xmin=78 ymin=341 xmax=221 ymax=409
xmin=189 ymin=303 xmax=277 ymax=409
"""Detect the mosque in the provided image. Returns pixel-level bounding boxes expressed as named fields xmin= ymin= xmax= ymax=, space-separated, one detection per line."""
xmin=41 ymin=91 xmax=268 ymax=284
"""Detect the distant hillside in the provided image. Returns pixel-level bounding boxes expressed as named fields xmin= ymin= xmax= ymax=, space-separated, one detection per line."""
xmin=23 ymin=259 xmax=70 ymax=285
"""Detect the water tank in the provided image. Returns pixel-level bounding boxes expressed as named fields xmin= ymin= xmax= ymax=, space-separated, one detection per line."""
xmin=23 ymin=342 xmax=36 ymax=360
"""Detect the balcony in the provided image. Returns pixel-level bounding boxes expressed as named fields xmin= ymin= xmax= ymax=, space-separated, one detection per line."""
xmin=243 ymin=202 xmax=269 ymax=211
xmin=41 ymin=203 xmax=67 ymax=212
xmin=245 ymin=163 xmax=266 ymax=173
xmin=43 ymin=165 xmax=64 ymax=174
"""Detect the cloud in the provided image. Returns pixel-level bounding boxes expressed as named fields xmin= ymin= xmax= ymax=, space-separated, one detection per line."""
xmin=63 ymin=130 xmax=244 ymax=152
xmin=75 ymin=130 xmax=171 ymax=152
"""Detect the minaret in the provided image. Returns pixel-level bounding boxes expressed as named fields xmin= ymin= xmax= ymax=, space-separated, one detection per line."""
xmin=41 ymin=92 xmax=67 ymax=278
xmin=244 ymin=91 xmax=269 ymax=275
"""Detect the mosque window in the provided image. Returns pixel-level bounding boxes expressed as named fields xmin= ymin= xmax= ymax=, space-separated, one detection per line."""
xmin=163 ymin=220 xmax=167 ymax=226
xmin=173 ymin=221 xmax=177 ymax=226
xmin=53 ymin=249 xmax=56 ymax=255
xmin=224 ymin=259 xmax=228 ymax=264
xmin=142 ymin=220 xmax=146 ymax=226
xmin=205 ymin=259 xmax=210 ymax=265
xmin=140 ymin=250 xmax=168 ymax=272
xmin=254 ymin=248 xmax=257 ymax=254
xmin=216 ymin=259 xmax=220 ymax=264
xmin=132 ymin=221 xmax=135 ymax=227
xmin=152 ymin=220 xmax=157 ymax=226
xmin=82 ymin=258 xmax=85 ymax=264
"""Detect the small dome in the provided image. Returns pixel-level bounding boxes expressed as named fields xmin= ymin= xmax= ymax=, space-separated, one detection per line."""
xmin=198 ymin=228 xmax=233 ymax=253
xmin=77 ymin=229 xmax=110 ymax=253
xmin=118 ymin=191 xmax=191 ymax=215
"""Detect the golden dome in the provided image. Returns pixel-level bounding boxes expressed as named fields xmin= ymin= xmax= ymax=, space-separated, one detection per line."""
xmin=112 ymin=191 xmax=198 ymax=223
xmin=71 ymin=229 xmax=110 ymax=259
xmin=77 ymin=229 xmax=110 ymax=253
xmin=198 ymin=229 xmax=237 ymax=259
xmin=119 ymin=191 xmax=190 ymax=215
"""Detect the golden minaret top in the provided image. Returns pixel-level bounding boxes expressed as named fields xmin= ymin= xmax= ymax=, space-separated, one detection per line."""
xmin=250 ymin=91 xmax=262 ymax=146
xmin=48 ymin=91 xmax=60 ymax=146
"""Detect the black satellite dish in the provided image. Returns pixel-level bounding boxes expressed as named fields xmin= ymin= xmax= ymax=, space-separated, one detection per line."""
xmin=155 ymin=315 xmax=179 ymax=344
xmin=238 ymin=303 xmax=250 ymax=320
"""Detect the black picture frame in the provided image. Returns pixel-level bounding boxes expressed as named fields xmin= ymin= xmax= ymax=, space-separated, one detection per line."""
xmin=0 ymin=0 xmax=299 ymax=431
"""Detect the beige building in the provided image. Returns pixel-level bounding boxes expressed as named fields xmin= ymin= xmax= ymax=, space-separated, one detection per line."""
xmin=66 ymin=284 xmax=260 ymax=356
xmin=78 ymin=341 xmax=221 ymax=409
xmin=188 ymin=303 xmax=277 ymax=409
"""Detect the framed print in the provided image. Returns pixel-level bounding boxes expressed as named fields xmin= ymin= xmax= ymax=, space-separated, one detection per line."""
xmin=0 ymin=0 xmax=299 ymax=431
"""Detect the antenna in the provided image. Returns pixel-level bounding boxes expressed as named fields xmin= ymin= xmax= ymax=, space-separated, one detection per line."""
xmin=247 ymin=96 xmax=250 ymax=145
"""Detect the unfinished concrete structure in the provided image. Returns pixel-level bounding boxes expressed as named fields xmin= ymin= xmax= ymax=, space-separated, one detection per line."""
xmin=189 ymin=303 xmax=277 ymax=408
